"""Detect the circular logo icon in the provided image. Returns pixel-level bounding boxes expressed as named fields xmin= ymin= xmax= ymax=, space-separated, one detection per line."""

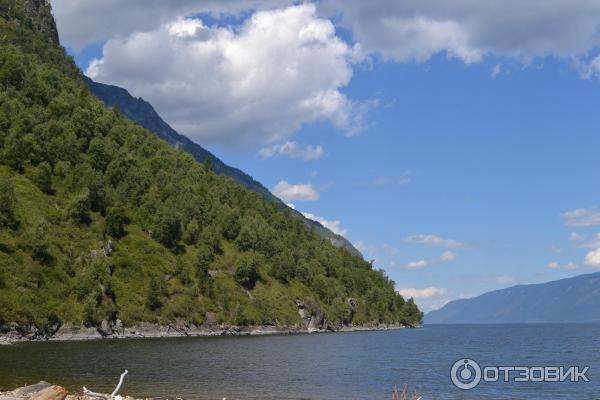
xmin=451 ymin=358 xmax=482 ymax=390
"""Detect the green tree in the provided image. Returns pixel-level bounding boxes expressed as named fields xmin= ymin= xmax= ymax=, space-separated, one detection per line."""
xmin=33 ymin=161 xmax=52 ymax=193
xmin=182 ymin=218 xmax=200 ymax=245
xmin=0 ymin=176 xmax=18 ymax=229
xmin=68 ymin=188 xmax=91 ymax=223
xmin=151 ymin=207 xmax=181 ymax=248
xmin=270 ymin=251 xmax=295 ymax=282
xmin=221 ymin=209 xmax=240 ymax=240
xmin=146 ymin=276 xmax=164 ymax=311
xmin=235 ymin=252 xmax=261 ymax=289
xmin=25 ymin=219 xmax=49 ymax=262
xmin=104 ymin=206 xmax=127 ymax=238
xmin=195 ymin=245 xmax=214 ymax=294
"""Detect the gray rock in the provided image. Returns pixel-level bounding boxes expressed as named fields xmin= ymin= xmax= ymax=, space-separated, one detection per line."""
xmin=98 ymin=319 xmax=113 ymax=337
xmin=103 ymin=240 xmax=115 ymax=256
xmin=204 ymin=312 xmax=217 ymax=326
xmin=11 ymin=382 xmax=52 ymax=397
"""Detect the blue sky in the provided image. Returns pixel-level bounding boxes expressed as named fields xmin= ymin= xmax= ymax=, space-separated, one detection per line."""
xmin=55 ymin=0 xmax=600 ymax=311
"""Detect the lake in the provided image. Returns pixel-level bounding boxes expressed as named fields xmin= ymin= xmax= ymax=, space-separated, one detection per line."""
xmin=1 ymin=324 xmax=599 ymax=399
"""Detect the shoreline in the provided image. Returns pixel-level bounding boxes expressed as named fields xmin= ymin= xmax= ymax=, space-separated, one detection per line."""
xmin=0 ymin=322 xmax=417 ymax=345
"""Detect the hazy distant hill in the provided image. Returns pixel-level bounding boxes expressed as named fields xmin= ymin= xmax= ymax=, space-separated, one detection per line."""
xmin=85 ymin=78 xmax=361 ymax=257
xmin=426 ymin=272 xmax=600 ymax=324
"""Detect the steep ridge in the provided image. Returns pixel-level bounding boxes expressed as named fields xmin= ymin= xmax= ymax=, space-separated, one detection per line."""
xmin=0 ymin=0 xmax=422 ymax=340
xmin=84 ymin=77 xmax=361 ymax=257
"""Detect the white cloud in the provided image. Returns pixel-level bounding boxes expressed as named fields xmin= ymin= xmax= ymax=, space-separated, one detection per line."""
xmin=547 ymin=260 xmax=578 ymax=270
xmin=87 ymin=4 xmax=367 ymax=147
xmin=584 ymin=248 xmax=600 ymax=268
xmin=56 ymin=0 xmax=600 ymax=68
xmin=580 ymin=233 xmax=600 ymax=249
xmin=397 ymin=287 xmax=448 ymax=299
xmin=301 ymin=211 xmax=347 ymax=237
xmin=320 ymin=0 xmax=600 ymax=64
xmin=569 ymin=232 xmax=588 ymax=242
xmin=259 ymin=141 xmax=324 ymax=161
xmin=438 ymin=251 xmax=457 ymax=262
xmin=561 ymin=207 xmax=600 ymax=227
xmin=353 ymin=241 xmax=400 ymax=266
xmin=406 ymin=259 xmax=429 ymax=269
xmin=403 ymin=250 xmax=458 ymax=270
xmin=51 ymin=0 xmax=295 ymax=51
xmin=565 ymin=261 xmax=578 ymax=270
xmin=491 ymin=63 xmax=502 ymax=78
xmin=547 ymin=261 xmax=559 ymax=269
xmin=272 ymin=180 xmax=319 ymax=202
xmin=405 ymin=234 xmax=465 ymax=248
xmin=578 ymin=54 xmax=600 ymax=79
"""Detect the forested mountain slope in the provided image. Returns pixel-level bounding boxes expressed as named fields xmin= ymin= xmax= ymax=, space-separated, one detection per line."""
xmin=84 ymin=77 xmax=361 ymax=257
xmin=0 ymin=0 xmax=421 ymax=338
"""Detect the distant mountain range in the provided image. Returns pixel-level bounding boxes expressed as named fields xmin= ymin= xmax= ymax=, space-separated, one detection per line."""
xmin=85 ymin=77 xmax=360 ymax=257
xmin=426 ymin=272 xmax=600 ymax=324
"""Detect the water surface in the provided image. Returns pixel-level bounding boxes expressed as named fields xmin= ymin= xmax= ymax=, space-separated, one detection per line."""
xmin=0 ymin=324 xmax=598 ymax=399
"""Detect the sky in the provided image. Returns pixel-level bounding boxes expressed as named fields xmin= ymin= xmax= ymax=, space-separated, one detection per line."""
xmin=50 ymin=0 xmax=600 ymax=312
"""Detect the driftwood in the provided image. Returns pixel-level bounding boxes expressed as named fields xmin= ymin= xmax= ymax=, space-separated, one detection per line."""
xmin=392 ymin=385 xmax=421 ymax=400
xmin=83 ymin=370 xmax=128 ymax=399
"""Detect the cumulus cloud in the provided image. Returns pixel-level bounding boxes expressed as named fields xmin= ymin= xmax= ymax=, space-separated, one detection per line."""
xmin=87 ymin=4 xmax=366 ymax=147
xmin=585 ymin=248 xmax=600 ymax=268
xmin=272 ymin=180 xmax=319 ymax=202
xmin=405 ymin=234 xmax=465 ymax=248
xmin=561 ymin=207 xmax=600 ymax=227
xmin=397 ymin=287 xmax=448 ymax=299
xmin=51 ymin=0 xmax=295 ymax=51
xmin=320 ymin=0 xmax=600 ymax=64
xmin=301 ymin=211 xmax=347 ymax=237
xmin=259 ymin=141 xmax=324 ymax=161
xmin=56 ymin=0 xmax=600 ymax=67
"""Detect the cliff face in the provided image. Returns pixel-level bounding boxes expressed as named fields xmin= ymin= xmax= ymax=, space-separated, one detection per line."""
xmin=1 ymin=0 xmax=59 ymax=45
xmin=21 ymin=0 xmax=59 ymax=44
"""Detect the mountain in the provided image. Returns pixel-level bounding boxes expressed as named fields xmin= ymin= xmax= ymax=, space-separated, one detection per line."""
xmin=84 ymin=78 xmax=361 ymax=257
xmin=426 ymin=272 xmax=600 ymax=324
xmin=0 ymin=0 xmax=421 ymax=339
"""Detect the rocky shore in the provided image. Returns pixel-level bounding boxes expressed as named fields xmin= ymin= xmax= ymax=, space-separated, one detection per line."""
xmin=0 ymin=297 xmax=417 ymax=345
xmin=0 ymin=321 xmax=411 ymax=345
xmin=0 ymin=381 xmax=138 ymax=400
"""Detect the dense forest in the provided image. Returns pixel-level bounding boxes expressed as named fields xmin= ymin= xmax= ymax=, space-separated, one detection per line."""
xmin=0 ymin=0 xmax=422 ymax=336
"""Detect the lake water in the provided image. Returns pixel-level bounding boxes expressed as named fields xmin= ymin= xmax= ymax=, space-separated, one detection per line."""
xmin=1 ymin=324 xmax=599 ymax=399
